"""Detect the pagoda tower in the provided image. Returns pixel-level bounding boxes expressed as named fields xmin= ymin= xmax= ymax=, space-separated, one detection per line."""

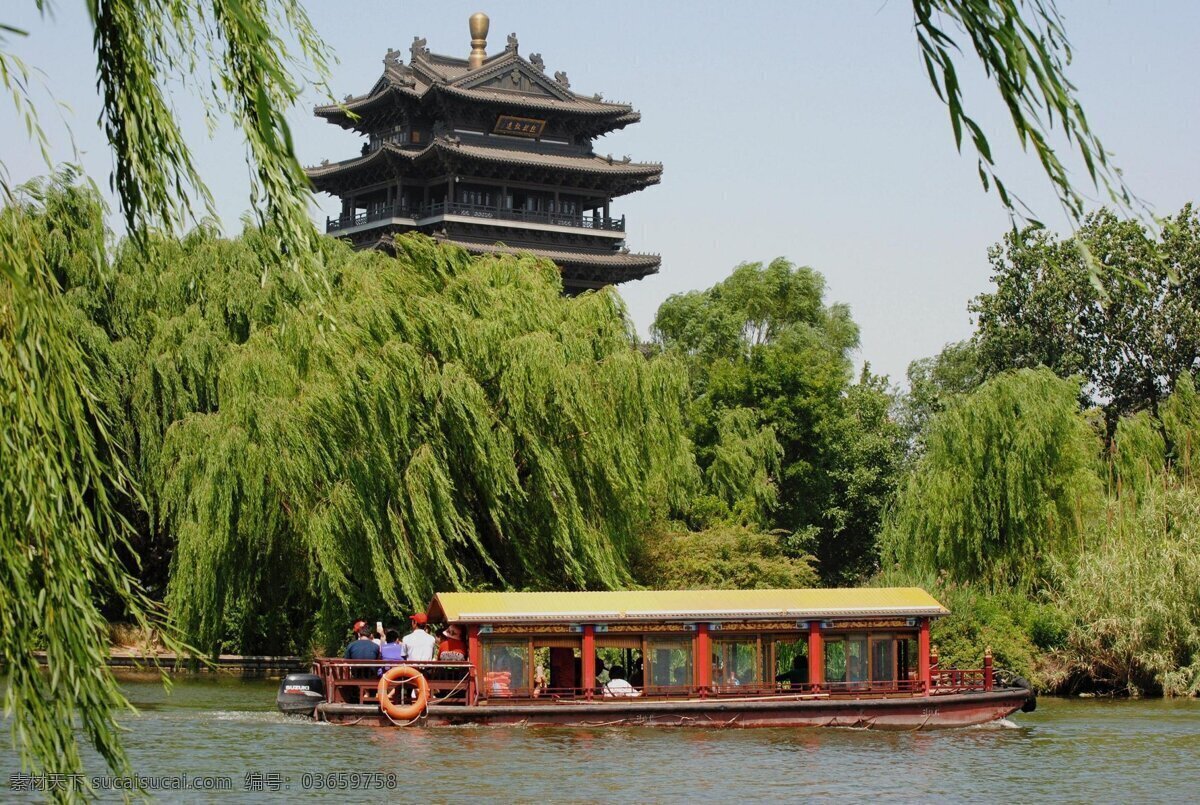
xmin=306 ymin=12 xmax=662 ymax=293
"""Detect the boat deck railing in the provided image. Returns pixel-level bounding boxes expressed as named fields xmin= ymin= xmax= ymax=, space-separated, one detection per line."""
xmin=314 ymin=659 xmax=475 ymax=705
xmin=312 ymin=658 xmax=995 ymax=707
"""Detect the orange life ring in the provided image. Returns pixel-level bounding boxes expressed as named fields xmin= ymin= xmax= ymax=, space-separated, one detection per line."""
xmin=377 ymin=665 xmax=429 ymax=722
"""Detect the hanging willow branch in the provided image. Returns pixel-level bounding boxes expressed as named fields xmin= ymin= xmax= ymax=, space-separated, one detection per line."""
xmin=1 ymin=1 xmax=332 ymax=787
xmin=913 ymin=0 xmax=1137 ymax=225
xmin=0 ymin=174 xmax=181 ymax=788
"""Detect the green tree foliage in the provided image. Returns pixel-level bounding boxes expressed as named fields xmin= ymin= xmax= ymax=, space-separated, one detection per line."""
xmin=883 ymin=368 xmax=1101 ymax=587
xmin=72 ymin=215 xmax=693 ymax=653
xmin=1053 ymin=479 xmax=1200 ymax=696
xmin=701 ymin=408 xmax=782 ymax=529
xmin=654 ymin=259 xmax=904 ymax=583
xmin=972 ymin=206 xmax=1200 ymax=430
xmin=634 ymin=525 xmax=817 ymax=591
xmin=897 ymin=339 xmax=982 ymax=449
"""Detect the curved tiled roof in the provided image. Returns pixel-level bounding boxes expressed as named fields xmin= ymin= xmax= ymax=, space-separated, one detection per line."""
xmin=313 ymin=48 xmax=636 ymax=127
xmin=433 ymin=82 xmax=632 ymax=115
xmin=305 ymin=139 xmax=662 ymax=182
xmin=434 ymin=238 xmax=661 ymax=270
xmin=435 ymin=140 xmax=659 ymax=175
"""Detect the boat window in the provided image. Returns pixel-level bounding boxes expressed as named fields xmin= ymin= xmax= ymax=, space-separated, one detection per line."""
xmin=772 ymin=637 xmax=808 ymax=687
xmin=484 ymin=641 xmax=529 ymax=696
xmin=847 ymin=636 xmax=868 ymax=685
xmin=712 ymin=638 xmax=759 ymax=688
xmin=824 ymin=638 xmax=846 ymax=683
xmin=905 ymin=635 xmax=920 ymax=680
xmin=870 ymin=635 xmax=895 ymax=683
xmin=645 ymin=639 xmax=692 ymax=690
xmin=595 ymin=637 xmax=644 ymax=689
xmin=533 ymin=639 xmax=581 ymax=694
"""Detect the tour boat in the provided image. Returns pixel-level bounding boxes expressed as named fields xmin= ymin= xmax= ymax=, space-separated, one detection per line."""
xmin=276 ymin=588 xmax=1035 ymax=729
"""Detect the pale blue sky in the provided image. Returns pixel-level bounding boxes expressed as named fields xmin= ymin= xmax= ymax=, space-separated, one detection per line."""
xmin=3 ymin=1 xmax=1197 ymax=384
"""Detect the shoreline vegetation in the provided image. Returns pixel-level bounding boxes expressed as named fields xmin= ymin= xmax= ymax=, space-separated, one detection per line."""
xmin=7 ymin=177 xmax=1197 ymax=702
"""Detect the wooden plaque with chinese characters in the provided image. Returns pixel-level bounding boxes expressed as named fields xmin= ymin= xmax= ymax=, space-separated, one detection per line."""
xmin=493 ymin=115 xmax=546 ymax=137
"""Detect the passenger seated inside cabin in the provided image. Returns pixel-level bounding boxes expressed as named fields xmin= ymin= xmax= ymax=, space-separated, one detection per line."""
xmin=629 ymin=657 xmax=644 ymax=688
xmin=594 ymin=657 xmax=608 ymax=685
xmin=533 ymin=664 xmax=548 ymax=696
xmin=775 ymin=655 xmax=809 ymax=688
xmin=438 ymin=624 xmax=466 ymax=661
xmin=602 ymin=665 xmax=641 ymax=698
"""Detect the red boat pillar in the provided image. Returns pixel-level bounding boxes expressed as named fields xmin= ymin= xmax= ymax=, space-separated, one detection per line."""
xmin=984 ymin=646 xmax=994 ymax=691
xmin=468 ymin=624 xmax=482 ymax=703
xmin=582 ymin=624 xmax=596 ymax=700
xmin=807 ymin=621 xmax=823 ymax=690
xmin=918 ymin=618 xmax=932 ymax=693
xmin=695 ymin=623 xmax=711 ymax=695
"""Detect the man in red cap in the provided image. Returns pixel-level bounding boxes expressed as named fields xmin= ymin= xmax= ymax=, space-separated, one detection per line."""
xmin=402 ymin=612 xmax=436 ymax=661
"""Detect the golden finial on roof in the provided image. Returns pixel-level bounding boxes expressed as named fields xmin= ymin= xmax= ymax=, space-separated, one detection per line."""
xmin=468 ymin=12 xmax=489 ymax=69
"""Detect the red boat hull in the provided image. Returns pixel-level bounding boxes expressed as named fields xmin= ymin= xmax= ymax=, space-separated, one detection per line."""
xmin=312 ymin=688 xmax=1031 ymax=730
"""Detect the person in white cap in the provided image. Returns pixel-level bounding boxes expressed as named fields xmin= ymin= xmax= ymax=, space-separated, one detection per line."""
xmin=439 ymin=624 xmax=466 ymax=661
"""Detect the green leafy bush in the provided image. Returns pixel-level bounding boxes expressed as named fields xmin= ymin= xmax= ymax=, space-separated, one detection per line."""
xmin=634 ymin=525 xmax=817 ymax=590
xmin=1052 ymin=480 xmax=1200 ymax=696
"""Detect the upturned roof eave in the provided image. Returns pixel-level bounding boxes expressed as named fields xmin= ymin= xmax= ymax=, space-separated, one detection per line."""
xmin=306 ymin=139 xmax=662 ymax=189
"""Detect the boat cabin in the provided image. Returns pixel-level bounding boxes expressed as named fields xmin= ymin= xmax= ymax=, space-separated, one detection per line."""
xmin=416 ymin=587 xmax=957 ymax=703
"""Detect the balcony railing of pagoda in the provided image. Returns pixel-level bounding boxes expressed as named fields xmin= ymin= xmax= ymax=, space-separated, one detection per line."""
xmin=325 ymin=202 xmax=625 ymax=234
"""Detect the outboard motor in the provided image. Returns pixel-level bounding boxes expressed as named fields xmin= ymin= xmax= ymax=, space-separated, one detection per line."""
xmin=1013 ymin=676 xmax=1037 ymax=713
xmin=276 ymin=673 xmax=326 ymax=716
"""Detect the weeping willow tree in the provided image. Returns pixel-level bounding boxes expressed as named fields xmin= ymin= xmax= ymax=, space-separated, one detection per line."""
xmin=1 ymin=0 xmax=332 ymax=787
xmin=0 ymin=175 xmax=186 ymax=784
xmin=882 ymin=367 xmax=1101 ymax=587
xmin=90 ymin=226 xmax=697 ymax=653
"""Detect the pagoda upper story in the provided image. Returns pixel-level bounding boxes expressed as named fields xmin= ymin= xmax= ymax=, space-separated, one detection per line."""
xmin=306 ymin=13 xmax=662 ymax=293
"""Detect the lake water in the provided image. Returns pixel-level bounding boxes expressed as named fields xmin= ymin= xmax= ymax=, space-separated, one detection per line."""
xmin=2 ymin=676 xmax=1198 ymax=802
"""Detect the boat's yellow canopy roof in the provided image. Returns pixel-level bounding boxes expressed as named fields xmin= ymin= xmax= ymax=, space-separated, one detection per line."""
xmin=427 ymin=588 xmax=948 ymax=624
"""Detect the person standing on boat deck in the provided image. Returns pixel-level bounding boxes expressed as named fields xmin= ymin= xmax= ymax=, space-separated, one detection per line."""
xmin=344 ymin=621 xmax=382 ymax=661
xmin=602 ymin=665 xmax=641 ymax=697
xmin=403 ymin=612 xmax=437 ymax=661
xmin=380 ymin=629 xmax=407 ymax=665
xmin=343 ymin=621 xmax=381 ymax=701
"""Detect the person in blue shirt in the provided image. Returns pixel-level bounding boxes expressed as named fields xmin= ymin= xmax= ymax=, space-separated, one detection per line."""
xmin=342 ymin=621 xmax=381 ymax=702
xmin=344 ymin=620 xmax=382 ymax=661
xmin=380 ymin=629 xmax=408 ymax=664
